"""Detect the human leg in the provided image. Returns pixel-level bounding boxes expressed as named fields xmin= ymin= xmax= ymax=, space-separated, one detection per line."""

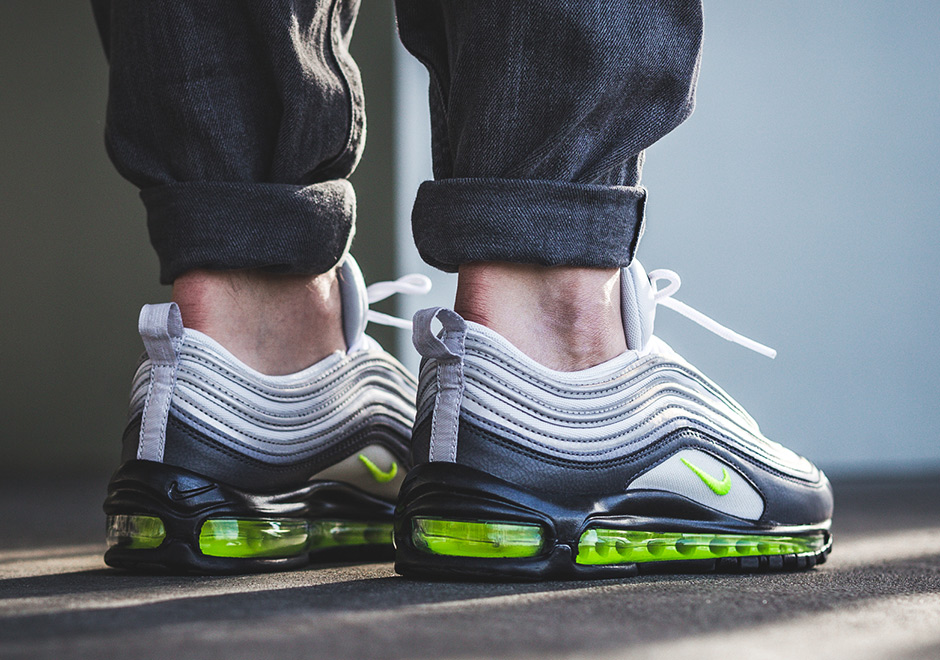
xmin=454 ymin=263 xmax=625 ymax=371
xmin=93 ymin=0 xmax=427 ymax=572
xmin=171 ymin=269 xmax=344 ymax=375
xmin=396 ymin=0 xmax=702 ymax=369
xmin=91 ymin=0 xmax=363 ymax=284
xmin=91 ymin=0 xmax=363 ymax=372
xmin=394 ymin=0 xmax=833 ymax=579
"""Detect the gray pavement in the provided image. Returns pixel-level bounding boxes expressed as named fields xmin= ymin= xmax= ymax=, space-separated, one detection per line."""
xmin=0 ymin=473 xmax=938 ymax=660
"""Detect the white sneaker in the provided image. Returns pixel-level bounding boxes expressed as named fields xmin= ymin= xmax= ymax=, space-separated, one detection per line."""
xmin=395 ymin=261 xmax=832 ymax=580
xmin=104 ymin=256 xmax=430 ymax=573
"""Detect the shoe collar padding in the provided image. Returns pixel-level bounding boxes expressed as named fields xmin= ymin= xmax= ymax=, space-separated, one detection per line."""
xmin=620 ymin=259 xmax=657 ymax=352
xmin=337 ymin=255 xmax=370 ymax=353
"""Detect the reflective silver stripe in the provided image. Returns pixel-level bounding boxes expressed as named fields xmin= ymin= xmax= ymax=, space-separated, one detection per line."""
xmin=451 ymin=321 xmax=815 ymax=480
xmin=137 ymin=303 xmax=183 ymax=462
xmin=128 ymin=334 xmax=416 ymax=464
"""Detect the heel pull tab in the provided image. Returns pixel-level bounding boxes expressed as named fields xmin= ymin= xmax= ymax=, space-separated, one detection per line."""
xmin=412 ymin=307 xmax=466 ymax=463
xmin=137 ymin=303 xmax=184 ymax=462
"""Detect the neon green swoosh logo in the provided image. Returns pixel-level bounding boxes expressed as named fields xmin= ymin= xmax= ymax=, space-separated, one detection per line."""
xmin=358 ymin=454 xmax=398 ymax=483
xmin=681 ymin=458 xmax=732 ymax=496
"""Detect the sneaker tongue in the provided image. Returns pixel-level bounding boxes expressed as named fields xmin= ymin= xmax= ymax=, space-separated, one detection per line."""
xmin=337 ymin=255 xmax=369 ymax=351
xmin=620 ymin=259 xmax=656 ymax=351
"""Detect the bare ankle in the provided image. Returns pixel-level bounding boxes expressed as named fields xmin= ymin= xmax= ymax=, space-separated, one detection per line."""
xmin=455 ymin=262 xmax=626 ymax=371
xmin=172 ymin=269 xmax=345 ymax=375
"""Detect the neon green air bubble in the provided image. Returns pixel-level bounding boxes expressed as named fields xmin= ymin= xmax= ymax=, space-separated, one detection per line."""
xmin=576 ymin=529 xmax=827 ymax=565
xmin=198 ymin=518 xmax=393 ymax=559
xmin=199 ymin=518 xmax=309 ymax=558
xmin=107 ymin=514 xmax=167 ymax=550
xmin=307 ymin=520 xmax=394 ymax=550
xmin=411 ymin=518 xmax=545 ymax=558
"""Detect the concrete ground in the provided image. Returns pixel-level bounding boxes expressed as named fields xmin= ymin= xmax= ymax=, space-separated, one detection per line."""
xmin=0 ymin=473 xmax=937 ymax=660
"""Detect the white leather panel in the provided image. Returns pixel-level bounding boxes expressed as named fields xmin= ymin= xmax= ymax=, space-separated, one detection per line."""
xmin=627 ymin=448 xmax=765 ymax=520
xmin=311 ymin=444 xmax=404 ymax=500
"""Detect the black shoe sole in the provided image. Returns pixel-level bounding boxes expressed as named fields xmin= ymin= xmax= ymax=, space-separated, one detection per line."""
xmin=394 ymin=463 xmax=832 ymax=581
xmin=104 ymin=460 xmax=396 ymax=574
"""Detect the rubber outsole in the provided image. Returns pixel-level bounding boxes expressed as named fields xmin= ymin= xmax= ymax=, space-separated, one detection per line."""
xmin=394 ymin=463 xmax=832 ymax=581
xmin=104 ymin=460 xmax=396 ymax=574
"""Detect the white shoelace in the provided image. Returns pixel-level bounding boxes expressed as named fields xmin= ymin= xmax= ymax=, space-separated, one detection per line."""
xmin=648 ymin=269 xmax=777 ymax=359
xmin=365 ymin=268 xmax=775 ymax=357
xmin=365 ymin=274 xmax=433 ymax=329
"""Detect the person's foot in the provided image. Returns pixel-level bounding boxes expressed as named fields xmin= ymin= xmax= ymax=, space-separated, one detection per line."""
xmin=104 ymin=257 xmax=429 ymax=573
xmin=395 ymin=260 xmax=833 ymax=580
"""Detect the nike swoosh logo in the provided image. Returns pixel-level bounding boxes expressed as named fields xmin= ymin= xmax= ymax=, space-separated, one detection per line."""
xmin=359 ymin=454 xmax=398 ymax=483
xmin=167 ymin=482 xmax=217 ymax=501
xmin=680 ymin=458 xmax=732 ymax=496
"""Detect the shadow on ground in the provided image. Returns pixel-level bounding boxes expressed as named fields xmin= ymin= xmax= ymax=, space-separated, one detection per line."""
xmin=0 ymin=474 xmax=937 ymax=659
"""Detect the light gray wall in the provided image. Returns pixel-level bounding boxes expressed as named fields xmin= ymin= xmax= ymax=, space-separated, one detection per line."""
xmin=3 ymin=2 xmax=936 ymax=476
xmin=394 ymin=2 xmax=940 ymax=475
xmin=0 ymin=2 xmax=160 ymax=474
xmin=640 ymin=1 xmax=940 ymax=474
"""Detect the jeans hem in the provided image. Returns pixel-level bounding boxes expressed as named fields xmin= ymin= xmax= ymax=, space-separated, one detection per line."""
xmin=411 ymin=178 xmax=646 ymax=272
xmin=142 ymin=180 xmax=356 ymax=284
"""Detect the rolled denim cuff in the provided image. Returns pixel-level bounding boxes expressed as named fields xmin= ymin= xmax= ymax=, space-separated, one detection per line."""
xmin=143 ymin=180 xmax=356 ymax=284
xmin=411 ymin=178 xmax=646 ymax=272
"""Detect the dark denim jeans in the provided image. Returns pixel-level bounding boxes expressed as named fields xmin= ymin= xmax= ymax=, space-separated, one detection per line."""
xmin=92 ymin=0 xmax=702 ymax=283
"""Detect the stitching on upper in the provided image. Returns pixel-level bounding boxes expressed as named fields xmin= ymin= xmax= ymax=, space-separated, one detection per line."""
xmin=175 ymin=367 xmax=414 ymax=426
xmin=154 ymin=362 xmax=178 ymax=462
xmin=166 ymin=413 xmax=410 ymax=474
xmin=429 ymin=362 xmax=442 ymax=462
xmin=171 ymin=406 xmax=385 ymax=459
xmin=450 ymin=362 xmax=463 ymax=463
xmin=461 ymin=416 xmax=822 ymax=487
xmin=461 ymin=408 xmax=649 ymax=458
xmin=172 ymin=390 xmax=413 ymax=446
xmin=460 ymin=406 xmax=796 ymax=476
xmin=463 ymin=376 xmax=747 ymax=432
xmin=462 ymin=360 xmax=753 ymax=428
xmin=171 ymin=397 xmax=376 ymax=452
xmin=137 ymin=364 xmax=157 ymax=459
xmin=463 ymin=340 xmax=748 ymax=417
xmin=462 ymin=393 xmax=754 ymax=452
xmin=179 ymin=348 xmax=408 ymax=399
xmin=179 ymin=366 xmax=361 ymax=415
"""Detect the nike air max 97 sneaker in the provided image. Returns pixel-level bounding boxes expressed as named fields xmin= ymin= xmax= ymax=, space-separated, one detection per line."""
xmin=395 ymin=261 xmax=833 ymax=580
xmin=104 ymin=257 xmax=429 ymax=573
